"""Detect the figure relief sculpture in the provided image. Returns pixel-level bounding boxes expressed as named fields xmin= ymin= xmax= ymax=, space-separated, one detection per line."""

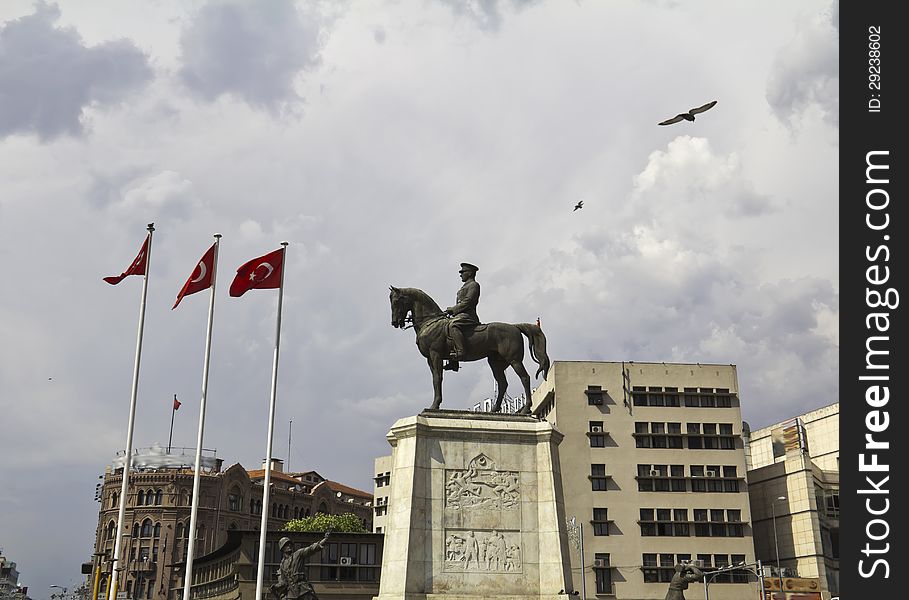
xmin=664 ymin=563 xmax=704 ymax=600
xmin=445 ymin=454 xmax=521 ymax=510
xmin=444 ymin=529 xmax=522 ymax=573
xmin=389 ymin=263 xmax=550 ymax=413
xmin=270 ymin=530 xmax=332 ymax=600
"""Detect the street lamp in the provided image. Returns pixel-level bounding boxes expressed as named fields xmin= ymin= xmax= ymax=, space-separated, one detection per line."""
xmin=771 ymin=496 xmax=787 ymax=598
xmin=50 ymin=585 xmax=68 ymax=600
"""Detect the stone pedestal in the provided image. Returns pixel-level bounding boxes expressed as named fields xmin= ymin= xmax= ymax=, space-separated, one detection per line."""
xmin=375 ymin=410 xmax=572 ymax=600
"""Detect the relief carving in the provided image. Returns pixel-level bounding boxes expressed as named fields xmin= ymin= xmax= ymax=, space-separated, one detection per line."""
xmin=445 ymin=454 xmax=520 ymax=510
xmin=444 ymin=529 xmax=522 ymax=573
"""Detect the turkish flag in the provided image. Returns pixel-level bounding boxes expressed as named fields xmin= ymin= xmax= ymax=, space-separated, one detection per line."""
xmin=103 ymin=235 xmax=149 ymax=284
xmin=173 ymin=395 xmax=181 ymax=411
xmin=173 ymin=242 xmax=217 ymax=309
xmin=229 ymin=247 xmax=284 ymax=297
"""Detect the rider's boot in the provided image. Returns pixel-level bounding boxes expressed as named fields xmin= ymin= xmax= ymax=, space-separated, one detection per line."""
xmin=444 ymin=328 xmax=465 ymax=371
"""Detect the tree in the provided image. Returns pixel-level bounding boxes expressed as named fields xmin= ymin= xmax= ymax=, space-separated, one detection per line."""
xmin=283 ymin=512 xmax=367 ymax=533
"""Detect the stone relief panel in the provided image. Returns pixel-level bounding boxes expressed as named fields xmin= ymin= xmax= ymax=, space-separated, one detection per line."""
xmin=444 ymin=453 xmax=521 ymax=511
xmin=443 ymin=529 xmax=523 ymax=573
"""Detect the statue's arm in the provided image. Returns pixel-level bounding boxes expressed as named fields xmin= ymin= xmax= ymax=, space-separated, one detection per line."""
xmin=687 ymin=565 xmax=704 ymax=580
xmin=447 ymin=282 xmax=480 ymax=314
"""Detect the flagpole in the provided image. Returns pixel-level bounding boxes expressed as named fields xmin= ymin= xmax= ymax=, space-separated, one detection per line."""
xmin=108 ymin=223 xmax=155 ymax=600
xmin=182 ymin=234 xmax=221 ymax=600
xmin=255 ymin=242 xmax=289 ymax=600
xmin=168 ymin=395 xmax=177 ymax=453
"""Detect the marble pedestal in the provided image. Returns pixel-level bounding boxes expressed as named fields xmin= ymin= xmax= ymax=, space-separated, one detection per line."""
xmin=375 ymin=410 xmax=572 ymax=600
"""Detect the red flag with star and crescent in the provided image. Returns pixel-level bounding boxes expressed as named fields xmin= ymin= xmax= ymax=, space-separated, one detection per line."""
xmin=229 ymin=247 xmax=284 ymax=297
xmin=173 ymin=243 xmax=217 ymax=309
xmin=103 ymin=235 xmax=149 ymax=285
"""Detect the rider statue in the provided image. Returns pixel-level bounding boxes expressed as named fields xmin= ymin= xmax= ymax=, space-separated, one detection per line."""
xmin=664 ymin=562 xmax=704 ymax=600
xmin=443 ymin=262 xmax=481 ymax=372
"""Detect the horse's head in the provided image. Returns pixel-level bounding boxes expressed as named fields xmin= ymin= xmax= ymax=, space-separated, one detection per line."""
xmin=389 ymin=286 xmax=412 ymax=329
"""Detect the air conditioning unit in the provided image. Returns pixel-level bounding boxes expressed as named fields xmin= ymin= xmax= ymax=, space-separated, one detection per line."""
xmin=692 ymin=560 xmax=705 ymax=568
xmin=591 ymin=425 xmax=603 ymax=433
xmin=649 ymin=469 xmax=659 ymax=477
xmin=705 ymin=470 xmax=717 ymax=478
xmin=593 ymin=559 xmax=608 ymax=568
xmin=340 ymin=557 xmax=352 ymax=566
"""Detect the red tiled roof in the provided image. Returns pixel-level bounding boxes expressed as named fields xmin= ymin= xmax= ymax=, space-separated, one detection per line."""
xmin=323 ymin=480 xmax=373 ymax=499
xmin=246 ymin=469 xmax=300 ymax=485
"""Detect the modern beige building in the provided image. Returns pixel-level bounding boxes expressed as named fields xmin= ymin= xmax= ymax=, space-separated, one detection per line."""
xmin=746 ymin=403 xmax=839 ymax=599
xmin=530 ymin=361 xmax=757 ymax=600
xmin=93 ymin=451 xmax=373 ymax=600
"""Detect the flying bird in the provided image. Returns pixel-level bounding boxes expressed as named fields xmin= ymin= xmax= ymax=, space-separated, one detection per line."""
xmin=658 ymin=100 xmax=717 ymax=126
xmin=573 ymin=200 xmax=584 ymax=211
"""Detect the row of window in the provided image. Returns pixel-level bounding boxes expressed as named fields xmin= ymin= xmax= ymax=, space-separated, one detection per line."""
xmin=588 ymin=464 xmax=742 ymax=493
xmin=639 ymin=508 xmax=745 ymax=537
xmin=636 ymin=464 xmax=741 ymax=493
xmin=642 ymin=553 xmax=749 ymax=583
xmin=252 ymin=541 xmax=381 ymax=582
xmin=633 ymin=422 xmax=737 ymax=450
xmin=631 ymin=386 xmax=736 ymax=408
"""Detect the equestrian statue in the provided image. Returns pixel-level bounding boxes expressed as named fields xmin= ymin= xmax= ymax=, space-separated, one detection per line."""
xmin=389 ymin=262 xmax=549 ymax=414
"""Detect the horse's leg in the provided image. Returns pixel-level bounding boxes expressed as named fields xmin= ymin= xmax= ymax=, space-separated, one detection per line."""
xmin=509 ymin=360 xmax=534 ymax=414
xmin=428 ymin=353 xmax=444 ymax=410
xmin=487 ymin=354 xmax=509 ymax=413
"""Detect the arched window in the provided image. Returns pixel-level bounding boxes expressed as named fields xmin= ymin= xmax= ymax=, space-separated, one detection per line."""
xmin=141 ymin=519 xmax=152 ymax=537
xmin=283 ymin=505 xmax=289 ymax=519
xmin=272 ymin=503 xmax=278 ymax=518
xmin=155 ymin=489 xmax=163 ymax=505
xmin=106 ymin=521 xmax=116 ymax=540
xmin=153 ymin=522 xmax=161 ymax=538
xmin=132 ymin=523 xmax=140 ymax=537
xmin=197 ymin=523 xmax=205 ymax=541
xmin=305 ymin=508 xmax=311 ymax=517
xmin=111 ymin=492 xmax=118 ymax=508
xmin=229 ymin=522 xmax=238 ymax=530
xmin=228 ymin=486 xmax=243 ymax=512
xmin=293 ymin=507 xmax=299 ymax=519
xmin=318 ymin=502 xmax=328 ymax=514
xmin=145 ymin=490 xmax=155 ymax=506
xmin=175 ymin=522 xmax=184 ymax=539
xmin=136 ymin=489 xmax=145 ymax=506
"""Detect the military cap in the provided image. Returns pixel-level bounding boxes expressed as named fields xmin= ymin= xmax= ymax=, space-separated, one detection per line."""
xmin=278 ymin=537 xmax=293 ymax=552
xmin=459 ymin=263 xmax=479 ymax=273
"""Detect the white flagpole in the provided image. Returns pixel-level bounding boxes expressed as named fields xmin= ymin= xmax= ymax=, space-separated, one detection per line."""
xmin=182 ymin=234 xmax=221 ymax=600
xmin=255 ymin=242 xmax=289 ymax=600
xmin=108 ymin=223 xmax=155 ymax=600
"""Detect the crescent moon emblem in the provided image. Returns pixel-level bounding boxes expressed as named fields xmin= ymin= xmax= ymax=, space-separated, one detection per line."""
xmin=255 ymin=262 xmax=274 ymax=281
xmin=190 ymin=261 xmax=207 ymax=283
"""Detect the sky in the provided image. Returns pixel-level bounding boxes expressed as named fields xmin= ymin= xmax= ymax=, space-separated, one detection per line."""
xmin=0 ymin=0 xmax=838 ymax=594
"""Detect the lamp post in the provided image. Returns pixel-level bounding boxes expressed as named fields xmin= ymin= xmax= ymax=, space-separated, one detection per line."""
xmin=771 ymin=496 xmax=787 ymax=598
xmin=50 ymin=585 xmax=68 ymax=600
xmin=565 ymin=516 xmax=587 ymax=600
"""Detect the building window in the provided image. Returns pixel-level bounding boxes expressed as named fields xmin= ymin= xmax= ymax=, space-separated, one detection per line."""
xmin=136 ymin=489 xmax=144 ymax=506
xmin=825 ymin=491 xmax=840 ymax=518
xmin=585 ymin=385 xmax=604 ymax=405
xmin=594 ymin=553 xmax=612 ymax=594
xmin=642 ymin=553 xmax=659 ymax=583
xmin=590 ymin=464 xmax=609 ymax=491
xmin=374 ymin=472 xmax=390 ymax=487
xmin=153 ymin=522 xmax=161 ymax=538
xmin=589 ymin=421 xmax=605 ymax=447
xmin=228 ymin=489 xmax=242 ymax=512
xmin=132 ymin=523 xmax=140 ymax=538
xmin=592 ymin=508 xmax=610 ymax=536
xmin=155 ymin=489 xmax=163 ymax=505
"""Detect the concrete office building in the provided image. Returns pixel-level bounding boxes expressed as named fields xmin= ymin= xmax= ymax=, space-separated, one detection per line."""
xmin=746 ymin=403 xmax=839 ymax=598
xmin=530 ymin=361 xmax=757 ymax=600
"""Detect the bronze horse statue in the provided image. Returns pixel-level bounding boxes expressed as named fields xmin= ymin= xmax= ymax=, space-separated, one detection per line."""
xmin=389 ymin=286 xmax=550 ymax=413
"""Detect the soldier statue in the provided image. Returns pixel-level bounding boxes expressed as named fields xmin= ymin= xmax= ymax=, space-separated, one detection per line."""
xmin=443 ymin=262 xmax=481 ymax=372
xmin=270 ymin=531 xmax=332 ymax=600
xmin=665 ymin=562 xmax=704 ymax=600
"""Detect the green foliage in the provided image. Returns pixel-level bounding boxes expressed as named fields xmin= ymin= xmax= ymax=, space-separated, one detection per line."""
xmin=283 ymin=512 xmax=367 ymax=533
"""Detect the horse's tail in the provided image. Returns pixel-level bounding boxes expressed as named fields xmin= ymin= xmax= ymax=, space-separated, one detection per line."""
xmin=515 ymin=323 xmax=551 ymax=380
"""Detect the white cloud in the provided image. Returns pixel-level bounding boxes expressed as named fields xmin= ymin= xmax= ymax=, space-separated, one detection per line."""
xmin=766 ymin=0 xmax=838 ymax=127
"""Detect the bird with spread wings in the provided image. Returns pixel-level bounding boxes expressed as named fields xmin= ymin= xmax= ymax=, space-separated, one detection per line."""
xmin=658 ymin=100 xmax=717 ymax=125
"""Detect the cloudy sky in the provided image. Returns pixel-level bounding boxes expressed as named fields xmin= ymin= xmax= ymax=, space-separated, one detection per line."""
xmin=0 ymin=0 xmax=838 ymax=593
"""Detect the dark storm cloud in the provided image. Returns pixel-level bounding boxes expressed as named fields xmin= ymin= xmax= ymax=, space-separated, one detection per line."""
xmin=766 ymin=0 xmax=838 ymax=127
xmin=178 ymin=0 xmax=323 ymax=109
xmin=0 ymin=2 xmax=152 ymax=141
